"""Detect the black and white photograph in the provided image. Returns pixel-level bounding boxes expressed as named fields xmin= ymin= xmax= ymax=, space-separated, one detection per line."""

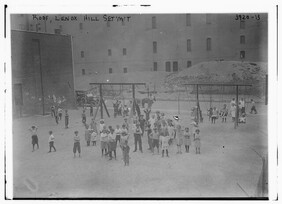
xmin=3 ymin=0 xmax=279 ymax=200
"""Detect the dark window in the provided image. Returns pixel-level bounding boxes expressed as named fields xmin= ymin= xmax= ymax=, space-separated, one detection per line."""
xmin=79 ymin=23 xmax=83 ymax=30
xmin=123 ymin=67 xmax=127 ymax=73
xmin=108 ymin=49 xmax=112 ymax=56
xmin=187 ymin=61 xmax=192 ymax=68
xmin=240 ymin=35 xmax=245 ymax=44
xmin=123 ymin=48 xmax=127 ymax=56
xmin=36 ymin=23 xmax=41 ymax=32
xmin=109 ymin=68 xmax=113 ymax=74
xmin=173 ymin=61 xmax=178 ymax=72
xmin=186 ymin=14 xmax=191 ymax=26
xmin=153 ymin=62 xmax=158 ymax=71
xmin=240 ymin=21 xmax=245 ymax=29
xmin=187 ymin=39 xmax=191 ymax=52
xmin=81 ymin=51 xmax=84 ymax=58
xmin=153 ymin=41 xmax=157 ymax=53
xmin=240 ymin=51 xmax=245 ymax=59
xmin=165 ymin=62 xmax=171 ymax=72
xmin=206 ymin=14 xmax=212 ymax=24
xmin=152 ymin=16 xmax=156 ymax=29
xmin=82 ymin=69 xmax=85 ymax=75
xmin=207 ymin=38 xmax=212 ymax=51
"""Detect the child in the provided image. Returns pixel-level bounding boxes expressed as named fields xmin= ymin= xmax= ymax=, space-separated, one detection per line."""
xmin=159 ymin=130 xmax=169 ymax=157
xmin=239 ymin=112 xmax=246 ymax=124
xmin=84 ymin=124 xmax=91 ymax=146
xmin=167 ymin=122 xmax=175 ymax=146
xmin=58 ymin=107 xmax=63 ymax=120
xmin=133 ymin=122 xmax=143 ymax=153
xmin=51 ymin=105 xmax=55 ymax=118
xmin=211 ymin=107 xmax=218 ymax=124
xmin=123 ymin=118 xmax=129 ymax=131
xmin=230 ymin=104 xmax=236 ymax=122
xmin=175 ymin=125 xmax=183 ymax=154
xmin=91 ymin=129 xmax=97 ymax=146
xmin=90 ymin=106 xmax=93 ymax=117
xmin=220 ymin=104 xmax=228 ymax=123
xmin=194 ymin=129 xmax=201 ymax=154
xmin=82 ymin=110 xmax=86 ymax=124
xmin=65 ymin=109 xmax=69 ymax=129
xmin=250 ymin=99 xmax=257 ymax=114
xmin=73 ymin=131 xmax=81 ymax=158
xmin=144 ymin=107 xmax=151 ymax=122
xmin=122 ymin=140 xmax=130 ymax=166
xmin=115 ymin=125 xmax=122 ymax=145
xmin=100 ymin=126 xmax=109 ymax=156
xmin=48 ymin=131 xmax=56 ymax=153
xmin=29 ymin=126 xmax=39 ymax=152
xmin=183 ymin=127 xmax=191 ymax=153
xmin=99 ymin=119 xmax=105 ymax=133
xmin=120 ymin=127 xmax=129 ymax=149
xmin=106 ymin=126 xmax=117 ymax=160
xmin=151 ymin=126 xmax=160 ymax=154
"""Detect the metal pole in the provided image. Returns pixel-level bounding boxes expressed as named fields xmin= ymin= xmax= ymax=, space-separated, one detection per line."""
xmin=235 ymin=85 xmax=239 ymax=129
xmin=196 ymin=84 xmax=199 ymax=122
xmin=132 ymin=84 xmax=135 ymax=115
xmin=265 ymin=74 xmax=268 ymax=105
xmin=100 ymin=84 xmax=103 ymax=119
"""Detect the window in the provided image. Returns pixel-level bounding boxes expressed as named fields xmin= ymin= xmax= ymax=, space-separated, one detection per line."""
xmin=36 ymin=23 xmax=41 ymax=32
xmin=123 ymin=48 xmax=127 ymax=56
xmin=153 ymin=41 xmax=157 ymax=53
xmin=206 ymin=14 xmax=212 ymax=24
xmin=152 ymin=16 xmax=156 ymax=29
xmin=187 ymin=39 xmax=191 ymax=52
xmin=186 ymin=14 xmax=191 ymax=26
xmin=173 ymin=61 xmax=178 ymax=72
xmin=82 ymin=69 xmax=85 ymax=75
xmin=123 ymin=67 xmax=127 ymax=73
xmin=240 ymin=21 xmax=245 ymax=29
xmin=165 ymin=62 xmax=171 ymax=72
xmin=108 ymin=49 xmax=112 ymax=56
xmin=79 ymin=23 xmax=83 ymax=30
xmin=240 ymin=35 xmax=245 ymax=44
xmin=109 ymin=68 xmax=113 ymax=74
xmin=240 ymin=51 xmax=245 ymax=59
xmin=81 ymin=51 xmax=84 ymax=58
xmin=153 ymin=62 xmax=158 ymax=71
xmin=187 ymin=61 xmax=192 ymax=68
xmin=207 ymin=38 xmax=212 ymax=51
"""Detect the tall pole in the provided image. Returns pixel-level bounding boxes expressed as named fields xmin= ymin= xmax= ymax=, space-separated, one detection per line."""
xmin=235 ymin=85 xmax=239 ymax=129
xmin=132 ymin=84 xmax=135 ymax=115
xmin=265 ymin=74 xmax=268 ymax=105
xmin=100 ymin=84 xmax=103 ymax=119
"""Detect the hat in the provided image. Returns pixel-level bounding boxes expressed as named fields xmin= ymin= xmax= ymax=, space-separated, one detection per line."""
xmin=173 ymin=115 xmax=179 ymax=121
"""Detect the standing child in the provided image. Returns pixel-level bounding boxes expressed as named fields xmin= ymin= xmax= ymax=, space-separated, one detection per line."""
xmin=175 ymin=125 xmax=183 ymax=154
xmin=84 ymin=124 xmax=91 ymax=146
xmin=159 ymin=130 xmax=169 ymax=157
xmin=194 ymin=129 xmax=201 ymax=154
xmin=230 ymin=104 xmax=236 ymax=122
xmin=58 ymin=107 xmax=63 ymax=120
xmin=115 ymin=125 xmax=122 ymax=145
xmin=91 ymin=129 xmax=97 ymax=146
xmin=106 ymin=126 xmax=117 ymax=160
xmin=65 ymin=110 xmax=69 ymax=129
xmin=211 ymin=107 xmax=218 ymax=124
xmin=90 ymin=106 xmax=93 ymax=117
xmin=151 ymin=126 xmax=160 ymax=154
xmin=120 ymin=126 xmax=129 ymax=149
xmin=183 ymin=127 xmax=191 ymax=153
xmin=82 ymin=110 xmax=86 ymax=125
xmin=73 ymin=131 xmax=81 ymax=158
xmin=48 ymin=131 xmax=56 ymax=153
xmin=250 ymin=99 xmax=257 ymax=114
xmin=122 ymin=140 xmax=130 ymax=166
xmin=100 ymin=126 xmax=109 ymax=156
xmin=220 ymin=104 xmax=228 ymax=123
xmin=29 ymin=126 xmax=39 ymax=152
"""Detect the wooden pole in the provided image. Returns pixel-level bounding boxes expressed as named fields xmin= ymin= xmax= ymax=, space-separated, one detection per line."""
xmin=99 ymin=84 xmax=103 ymax=119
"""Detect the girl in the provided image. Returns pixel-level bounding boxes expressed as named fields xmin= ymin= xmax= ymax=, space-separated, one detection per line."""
xmin=175 ymin=124 xmax=183 ymax=154
xmin=73 ymin=131 xmax=81 ymax=158
xmin=183 ymin=127 xmax=191 ymax=153
xmin=100 ymin=126 xmax=109 ymax=156
xmin=194 ymin=129 xmax=201 ymax=154
xmin=29 ymin=126 xmax=39 ymax=152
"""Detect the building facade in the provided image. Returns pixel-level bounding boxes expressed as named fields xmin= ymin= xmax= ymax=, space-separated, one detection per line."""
xmin=11 ymin=14 xmax=268 ymax=77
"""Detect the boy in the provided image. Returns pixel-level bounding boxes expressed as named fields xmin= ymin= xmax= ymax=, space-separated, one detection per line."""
xmin=133 ymin=123 xmax=143 ymax=153
xmin=123 ymin=118 xmax=129 ymax=131
xmin=151 ymin=126 xmax=160 ymax=154
xmin=211 ymin=107 xmax=218 ymax=124
xmin=100 ymin=126 xmax=109 ymax=156
xmin=85 ymin=124 xmax=91 ymax=146
xmin=220 ymin=104 xmax=228 ymax=123
xmin=106 ymin=126 xmax=117 ymax=160
xmin=90 ymin=106 xmax=93 ymax=117
xmin=145 ymin=123 xmax=153 ymax=151
xmin=194 ymin=129 xmax=201 ymax=154
xmin=122 ymin=140 xmax=130 ymax=166
xmin=139 ymin=115 xmax=146 ymax=137
xmin=73 ymin=131 xmax=81 ymax=158
xmin=250 ymin=99 xmax=257 ymax=114
xmin=65 ymin=109 xmax=69 ymax=129
xmin=115 ymin=125 xmax=122 ymax=145
xmin=82 ymin=110 xmax=86 ymax=124
xmin=48 ymin=131 xmax=56 ymax=153
xmin=144 ymin=107 xmax=151 ymax=122
xmin=29 ymin=126 xmax=39 ymax=152
xmin=183 ymin=127 xmax=191 ymax=153
xmin=58 ymin=107 xmax=63 ymax=120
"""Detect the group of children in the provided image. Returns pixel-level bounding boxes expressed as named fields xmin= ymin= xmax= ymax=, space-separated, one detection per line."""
xmin=50 ymin=105 xmax=69 ymax=128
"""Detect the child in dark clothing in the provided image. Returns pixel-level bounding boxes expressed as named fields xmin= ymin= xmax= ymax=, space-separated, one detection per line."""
xmin=65 ymin=110 xmax=69 ymax=128
xmin=122 ymin=140 xmax=130 ymax=166
xmin=29 ymin=126 xmax=39 ymax=152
